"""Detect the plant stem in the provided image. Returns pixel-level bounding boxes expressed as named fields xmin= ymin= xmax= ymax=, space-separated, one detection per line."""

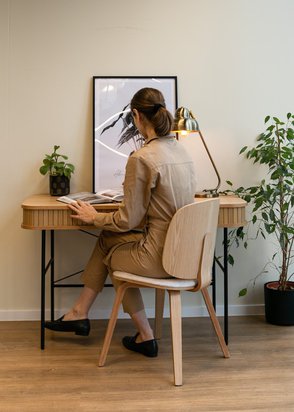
xmin=276 ymin=123 xmax=288 ymax=290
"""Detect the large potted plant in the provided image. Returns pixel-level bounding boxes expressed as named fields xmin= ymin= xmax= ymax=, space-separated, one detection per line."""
xmin=39 ymin=145 xmax=75 ymax=196
xmin=226 ymin=113 xmax=294 ymax=325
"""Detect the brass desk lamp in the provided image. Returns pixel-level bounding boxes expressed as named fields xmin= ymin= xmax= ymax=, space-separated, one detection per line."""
xmin=173 ymin=107 xmax=221 ymax=198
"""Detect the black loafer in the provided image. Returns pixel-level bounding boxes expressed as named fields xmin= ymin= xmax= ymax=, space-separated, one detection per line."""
xmin=44 ymin=316 xmax=90 ymax=336
xmin=122 ymin=333 xmax=158 ymax=357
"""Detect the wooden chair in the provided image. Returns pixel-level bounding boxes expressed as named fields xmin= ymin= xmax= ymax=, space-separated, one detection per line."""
xmin=98 ymin=198 xmax=230 ymax=386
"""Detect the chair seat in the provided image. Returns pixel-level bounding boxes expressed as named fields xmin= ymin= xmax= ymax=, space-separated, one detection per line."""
xmin=113 ymin=271 xmax=197 ymax=290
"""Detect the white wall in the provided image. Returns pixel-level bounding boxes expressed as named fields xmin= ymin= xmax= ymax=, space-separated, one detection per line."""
xmin=0 ymin=0 xmax=293 ymax=320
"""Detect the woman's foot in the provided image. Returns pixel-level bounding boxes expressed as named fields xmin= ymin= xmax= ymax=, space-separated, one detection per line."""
xmin=122 ymin=332 xmax=158 ymax=357
xmin=45 ymin=316 xmax=90 ymax=336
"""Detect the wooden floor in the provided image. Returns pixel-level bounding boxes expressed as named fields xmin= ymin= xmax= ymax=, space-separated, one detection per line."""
xmin=1 ymin=316 xmax=294 ymax=411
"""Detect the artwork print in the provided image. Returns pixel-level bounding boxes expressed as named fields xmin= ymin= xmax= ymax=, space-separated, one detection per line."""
xmin=93 ymin=76 xmax=177 ymax=192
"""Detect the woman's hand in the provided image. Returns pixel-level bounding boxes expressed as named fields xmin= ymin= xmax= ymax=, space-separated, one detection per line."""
xmin=68 ymin=200 xmax=97 ymax=224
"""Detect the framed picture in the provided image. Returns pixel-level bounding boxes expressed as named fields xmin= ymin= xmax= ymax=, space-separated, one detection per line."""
xmin=93 ymin=76 xmax=178 ymax=192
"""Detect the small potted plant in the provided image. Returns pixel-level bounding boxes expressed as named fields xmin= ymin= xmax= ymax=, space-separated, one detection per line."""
xmin=39 ymin=145 xmax=75 ymax=196
xmin=226 ymin=113 xmax=294 ymax=325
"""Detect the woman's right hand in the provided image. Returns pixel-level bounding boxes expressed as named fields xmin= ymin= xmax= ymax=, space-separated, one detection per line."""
xmin=68 ymin=200 xmax=97 ymax=224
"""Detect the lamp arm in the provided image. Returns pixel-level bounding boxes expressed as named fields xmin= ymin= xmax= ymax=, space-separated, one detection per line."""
xmin=198 ymin=130 xmax=221 ymax=193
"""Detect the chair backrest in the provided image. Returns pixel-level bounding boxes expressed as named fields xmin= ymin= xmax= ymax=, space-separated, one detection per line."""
xmin=162 ymin=198 xmax=219 ymax=288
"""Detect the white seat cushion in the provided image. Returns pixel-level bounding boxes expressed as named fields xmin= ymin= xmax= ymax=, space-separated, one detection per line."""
xmin=113 ymin=271 xmax=197 ymax=290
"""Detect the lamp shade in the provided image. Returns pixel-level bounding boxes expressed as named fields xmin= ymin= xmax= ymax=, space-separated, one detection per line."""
xmin=173 ymin=107 xmax=200 ymax=133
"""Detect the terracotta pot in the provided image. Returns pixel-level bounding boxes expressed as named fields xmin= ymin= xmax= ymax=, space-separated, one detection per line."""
xmin=50 ymin=175 xmax=70 ymax=196
xmin=264 ymin=281 xmax=294 ymax=325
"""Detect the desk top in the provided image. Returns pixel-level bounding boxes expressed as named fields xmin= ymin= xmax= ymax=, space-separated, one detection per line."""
xmin=21 ymin=194 xmax=119 ymax=210
xmin=21 ymin=194 xmax=246 ymax=230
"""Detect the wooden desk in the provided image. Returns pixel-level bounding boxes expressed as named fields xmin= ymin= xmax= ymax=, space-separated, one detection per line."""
xmin=22 ymin=194 xmax=246 ymax=230
xmin=21 ymin=194 xmax=246 ymax=348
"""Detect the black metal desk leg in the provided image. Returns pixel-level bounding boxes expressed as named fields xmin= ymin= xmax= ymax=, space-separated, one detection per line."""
xmin=212 ymin=259 xmax=216 ymax=309
xmin=41 ymin=230 xmax=46 ymax=350
xmin=50 ymin=230 xmax=55 ymax=321
xmin=223 ymin=228 xmax=228 ymax=345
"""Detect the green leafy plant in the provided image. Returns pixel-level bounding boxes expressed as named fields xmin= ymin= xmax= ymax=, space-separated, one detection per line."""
xmin=225 ymin=114 xmax=294 ymax=296
xmin=39 ymin=145 xmax=75 ymax=178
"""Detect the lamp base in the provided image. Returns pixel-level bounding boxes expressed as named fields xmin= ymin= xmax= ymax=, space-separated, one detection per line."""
xmin=194 ymin=191 xmax=219 ymax=198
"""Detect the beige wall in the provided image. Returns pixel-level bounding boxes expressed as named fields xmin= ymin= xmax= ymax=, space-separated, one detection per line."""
xmin=1 ymin=0 xmax=293 ymax=320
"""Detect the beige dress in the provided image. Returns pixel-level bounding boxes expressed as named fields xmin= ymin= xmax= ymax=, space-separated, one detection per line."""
xmin=82 ymin=135 xmax=197 ymax=315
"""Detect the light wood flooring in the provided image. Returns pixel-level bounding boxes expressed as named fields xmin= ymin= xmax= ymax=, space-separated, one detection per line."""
xmin=1 ymin=316 xmax=294 ymax=412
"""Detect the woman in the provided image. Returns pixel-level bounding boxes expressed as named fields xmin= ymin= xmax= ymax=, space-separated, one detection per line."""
xmin=45 ymin=87 xmax=197 ymax=357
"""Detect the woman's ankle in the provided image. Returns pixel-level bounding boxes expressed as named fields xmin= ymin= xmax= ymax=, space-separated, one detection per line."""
xmin=136 ymin=331 xmax=154 ymax=343
xmin=130 ymin=309 xmax=154 ymax=342
xmin=63 ymin=308 xmax=88 ymax=321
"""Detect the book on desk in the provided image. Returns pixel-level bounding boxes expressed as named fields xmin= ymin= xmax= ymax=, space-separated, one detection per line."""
xmin=57 ymin=189 xmax=124 ymax=205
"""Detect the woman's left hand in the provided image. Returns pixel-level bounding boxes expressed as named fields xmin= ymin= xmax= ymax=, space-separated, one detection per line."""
xmin=68 ymin=200 xmax=97 ymax=224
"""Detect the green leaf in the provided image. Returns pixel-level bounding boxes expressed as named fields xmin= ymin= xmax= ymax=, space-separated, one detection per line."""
xmin=253 ymin=197 xmax=263 ymax=211
xmin=265 ymin=223 xmax=275 ymax=234
xmin=239 ymin=288 xmax=247 ymax=297
xmin=264 ymin=115 xmax=270 ymax=123
xmin=228 ymin=254 xmax=234 ymax=265
xmin=269 ymin=209 xmax=275 ymax=222
xmin=239 ymin=146 xmax=248 ymax=155
xmin=226 ymin=180 xmax=233 ymax=186
xmin=249 ymin=187 xmax=258 ymax=194
xmin=39 ymin=165 xmax=49 ymax=175
xmin=271 ymin=170 xmax=282 ymax=180
xmin=267 ymin=125 xmax=275 ymax=132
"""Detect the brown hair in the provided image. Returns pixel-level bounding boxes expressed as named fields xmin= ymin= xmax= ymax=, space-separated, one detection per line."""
xmin=130 ymin=88 xmax=174 ymax=137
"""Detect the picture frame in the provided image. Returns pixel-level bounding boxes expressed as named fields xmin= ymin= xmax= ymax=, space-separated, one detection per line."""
xmin=93 ymin=76 xmax=178 ymax=192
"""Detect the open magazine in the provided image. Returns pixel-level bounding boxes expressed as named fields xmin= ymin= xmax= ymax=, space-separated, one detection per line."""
xmin=57 ymin=189 xmax=124 ymax=205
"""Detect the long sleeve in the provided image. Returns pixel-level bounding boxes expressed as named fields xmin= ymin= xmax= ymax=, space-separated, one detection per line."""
xmin=93 ymin=154 xmax=156 ymax=232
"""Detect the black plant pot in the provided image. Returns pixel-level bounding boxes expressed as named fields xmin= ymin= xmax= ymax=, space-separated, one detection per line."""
xmin=50 ymin=175 xmax=70 ymax=196
xmin=264 ymin=281 xmax=294 ymax=325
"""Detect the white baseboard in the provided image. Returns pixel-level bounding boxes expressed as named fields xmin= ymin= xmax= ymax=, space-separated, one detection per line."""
xmin=0 ymin=304 xmax=265 ymax=321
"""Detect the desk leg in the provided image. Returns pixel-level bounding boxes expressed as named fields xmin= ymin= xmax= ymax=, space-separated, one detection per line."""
xmin=41 ymin=230 xmax=46 ymax=350
xmin=40 ymin=230 xmax=55 ymax=349
xmin=50 ymin=230 xmax=55 ymax=321
xmin=223 ymin=228 xmax=228 ymax=345
xmin=212 ymin=259 xmax=216 ymax=309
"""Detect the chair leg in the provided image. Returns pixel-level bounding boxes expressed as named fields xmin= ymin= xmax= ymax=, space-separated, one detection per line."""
xmin=154 ymin=289 xmax=165 ymax=339
xmin=98 ymin=282 xmax=129 ymax=367
xmin=168 ymin=290 xmax=182 ymax=386
xmin=201 ymin=287 xmax=230 ymax=358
